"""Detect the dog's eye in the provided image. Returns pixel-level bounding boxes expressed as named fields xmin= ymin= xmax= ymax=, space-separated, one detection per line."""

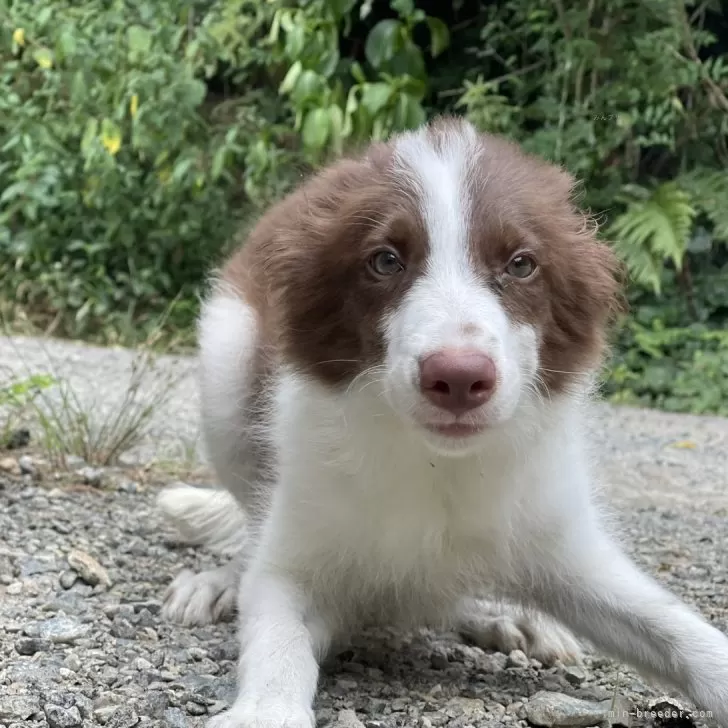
xmin=505 ymin=254 xmax=537 ymax=279
xmin=369 ymin=249 xmax=404 ymax=277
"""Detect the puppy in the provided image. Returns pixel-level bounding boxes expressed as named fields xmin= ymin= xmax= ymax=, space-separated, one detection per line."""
xmin=158 ymin=117 xmax=728 ymax=728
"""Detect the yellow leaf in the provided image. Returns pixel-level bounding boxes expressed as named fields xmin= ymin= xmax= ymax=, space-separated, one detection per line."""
xmin=671 ymin=440 xmax=696 ymax=450
xmin=129 ymin=94 xmax=139 ymax=118
xmin=13 ymin=28 xmax=25 ymax=47
xmin=101 ymin=119 xmax=122 ymax=156
xmin=157 ymin=166 xmax=172 ymax=184
xmin=33 ymin=47 xmax=54 ymax=69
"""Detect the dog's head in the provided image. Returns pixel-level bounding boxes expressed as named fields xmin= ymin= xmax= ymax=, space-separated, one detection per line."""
xmin=257 ymin=117 xmax=621 ymax=455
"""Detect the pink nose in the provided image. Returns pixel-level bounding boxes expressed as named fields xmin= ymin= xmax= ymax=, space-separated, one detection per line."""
xmin=419 ymin=349 xmax=497 ymax=415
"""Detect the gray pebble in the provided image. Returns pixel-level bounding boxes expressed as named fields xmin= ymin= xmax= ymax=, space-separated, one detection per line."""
xmin=163 ymin=707 xmax=188 ymax=728
xmin=14 ymin=636 xmax=50 ymax=655
xmin=43 ymin=704 xmax=82 ymax=728
xmin=506 ymin=649 xmax=530 ymax=669
xmin=24 ymin=616 xmax=90 ymax=643
xmin=525 ymin=691 xmax=630 ymax=727
xmin=105 ymin=705 xmax=139 ymax=728
xmin=18 ymin=455 xmax=36 ymax=476
xmin=336 ymin=709 xmax=366 ymax=728
xmin=0 ymin=696 xmax=41 ymax=722
xmin=559 ymin=664 xmax=589 ymax=686
xmin=59 ymin=571 xmax=77 ymax=589
xmin=77 ymin=466 xmax=104 ymax=487
xmin=67 ymin=548 xmax=112 ymax=587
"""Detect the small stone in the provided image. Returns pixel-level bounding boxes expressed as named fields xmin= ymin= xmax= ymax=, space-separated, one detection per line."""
xmin=93 ymin=706 xmax=118 ymax=725
xmin=24 ymin=616 xmax=90 ymax=644
xmin=18 ymin=455 xmax=36 ymax=476
xmin=445 ymin=697 xmax=486 ymax=718
xmin=116 ymin=479 xmax=139 ymax=493
xmin=67 ymin=548 xmax=111 ymax=587
xmin=110 ymin=616 xmax=136 ymax=639
xmin=163 ymin=707 xmax=188 ymax=728
xmin=0 ymin=695 xmax=41 ymax=721
xmin=0 ymin=456 xmax=21 ymax=476
xmin=44 ymin=704 xmax=83 ymax=728
xmin=506 ymin=649 xmax=530 ymax=668
xmin=77 ymin=465 xmax=104 ymax=486
xmin=20 ymin=556 xmax=58 ymax=576
xmin=208 ymin=701 xmax=227 ymax=716
xmin=133 ymin=657 xmax=153 ymax=671
xmin=430 ymin=649 xmax=449 ymax=670
xmin=336 ymin=709 xmax=366 ymax=728
xmin=143 ymin=693 xmax=169 ymax=719
xmin=185 ymin=701 xmax=206 ymax=716
xmin=63 ymin=653 xmax=82 ymax=672
xmin=73 ymin=695 xmax=93 ymax=720
xmin=560 ymin=664 xmax=589 ymax=686
xmin=106 ymin=705 xmax=139 ymax=728
xmin=59 ymin=571 xmax=77 ymax=589
xmin=15 ymin=636 xmax=50 ymax=655
xmin=525 ymin=691 xmax=630 ymax=727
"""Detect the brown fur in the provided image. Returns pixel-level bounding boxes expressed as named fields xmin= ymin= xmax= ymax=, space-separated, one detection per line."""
xmin=219 ymin=117 xmax=622 ymax=396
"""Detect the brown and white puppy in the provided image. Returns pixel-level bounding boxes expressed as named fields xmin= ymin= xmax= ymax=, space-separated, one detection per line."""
xmin=158 ymin=117 xmax=728 ymax=728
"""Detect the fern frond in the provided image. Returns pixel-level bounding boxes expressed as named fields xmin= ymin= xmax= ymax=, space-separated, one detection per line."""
xmin=608 ymin=182 xmax=696 ymax=294
xmin=677 ymin=170 xmax=728 ymax=244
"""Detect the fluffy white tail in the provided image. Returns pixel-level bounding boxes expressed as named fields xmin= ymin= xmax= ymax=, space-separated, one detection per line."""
xmin=156 ymin=483 xmax=247 ymax=555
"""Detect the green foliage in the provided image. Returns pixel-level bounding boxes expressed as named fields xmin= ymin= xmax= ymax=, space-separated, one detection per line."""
xmin=609 ymin=183 xmax=696 ymax=294
xmin=0 ymin=0 xmax=297 ymax=343
xmin=0 ymin=373 xmax=54 ymax=447
xmin=1 ymin=0 xmax=727 ymax=414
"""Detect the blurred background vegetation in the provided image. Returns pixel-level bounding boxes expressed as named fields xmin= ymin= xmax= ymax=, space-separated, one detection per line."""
xmin=1 ymin=0 xmax=727 ymax=415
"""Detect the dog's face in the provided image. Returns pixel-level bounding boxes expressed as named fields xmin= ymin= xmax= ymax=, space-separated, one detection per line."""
xmin=262 ymin=117 xmax=620 ymax=455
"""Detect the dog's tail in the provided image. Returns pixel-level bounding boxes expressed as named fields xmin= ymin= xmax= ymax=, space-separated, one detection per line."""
xmin=156 ymin=484 xmax=247 ymax=555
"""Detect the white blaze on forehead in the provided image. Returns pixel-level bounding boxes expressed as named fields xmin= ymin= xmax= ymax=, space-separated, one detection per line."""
xmin=392 ymin=122 xmax=480 ymax=281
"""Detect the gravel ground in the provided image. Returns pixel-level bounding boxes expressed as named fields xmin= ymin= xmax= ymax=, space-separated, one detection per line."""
xmin=1 ymin=334 xmax=727 ymax=728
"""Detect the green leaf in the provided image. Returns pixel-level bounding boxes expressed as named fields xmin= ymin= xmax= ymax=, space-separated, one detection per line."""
xmin=279 ymin=60 xmax=303 ymax=94
xmin=426 ymin=17 xmax=450 ymax=57
xmin=302 ymin=108 xmax=331 ymax=150
xmin=127 ymin=25 xmax=152 ymax=57
xmin=390 ymin=0 xmax=415 ymax=16
xmin=329 ymin=0 xmax=357 ymax=18
xmin=365 ymin=20 xmax=402 ymax=69
xmin=290 ymin=70 xmax=325 ymax=104
xmin=80 ymin=118 xmax=98 ymax=155
xmin=609 ymin=182 xmax=696 ymax=294
xmin=360 ymin=83 xmax=392 ymax=115
xmin=350 ymin=62 xmax=367 ymax=84
xmin=33 ymin=48 xmax=54 ymax=70
xmin=328 ymin=105 xmax=344 ymax=154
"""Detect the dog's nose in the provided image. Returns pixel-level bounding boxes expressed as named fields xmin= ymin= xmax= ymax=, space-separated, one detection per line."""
xmin=419 ymin=349 xmax=497 ymax=414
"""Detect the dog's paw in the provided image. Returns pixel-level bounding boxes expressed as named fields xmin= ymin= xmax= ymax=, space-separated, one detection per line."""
xmin=207 ymin=701 xmax=315 ymax=728
xmin=458 ymin=603 xmax=581 ymax=666
xmin=162 ymin=567 xmax=237 ymax=626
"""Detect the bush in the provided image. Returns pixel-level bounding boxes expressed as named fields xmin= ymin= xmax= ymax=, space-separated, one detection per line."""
xmin=1 ymin=0 xmax=727 ymax=413
xmin=1 ymin=0 xmax=300 ymax=344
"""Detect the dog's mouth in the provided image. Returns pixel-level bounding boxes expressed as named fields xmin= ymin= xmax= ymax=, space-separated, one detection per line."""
xmin=424 ymin=422 xmax=486 ymax=438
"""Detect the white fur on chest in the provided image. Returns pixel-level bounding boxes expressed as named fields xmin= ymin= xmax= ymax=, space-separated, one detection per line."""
xmin=258 ymin=370 xmax=592 ymax=627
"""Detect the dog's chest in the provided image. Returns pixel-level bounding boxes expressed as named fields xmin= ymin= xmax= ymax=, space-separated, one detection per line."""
xmin=313 ymin=457 xmax=512 ymax=589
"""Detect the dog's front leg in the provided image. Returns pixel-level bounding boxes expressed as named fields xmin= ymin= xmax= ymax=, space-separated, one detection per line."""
xmin=525 ymin=526 xmax=728 ymax=724
xmin=208 ymin=566 xmax=328 ymax=728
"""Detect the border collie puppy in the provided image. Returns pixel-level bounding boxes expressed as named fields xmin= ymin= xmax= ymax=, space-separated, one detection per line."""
xmin=158 ymin=117 xmax=728 ymax=728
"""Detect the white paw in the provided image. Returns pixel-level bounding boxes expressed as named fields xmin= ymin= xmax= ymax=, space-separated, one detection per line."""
xmin=459 ymin=603 xmax=581 ymax=666
xmin=207 ymin=701 xmax=315 ymax=728
xmin=162 ymin=567 xmax=237 ymax=626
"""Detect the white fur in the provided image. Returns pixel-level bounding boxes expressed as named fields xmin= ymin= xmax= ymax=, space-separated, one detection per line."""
xmin=386 ymin=126 xmax=539 ymax=454
xmin=159 ymin=122 xmax=728 ymax=728
xmin=157 ymin=484 xmax=245 ymax=555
